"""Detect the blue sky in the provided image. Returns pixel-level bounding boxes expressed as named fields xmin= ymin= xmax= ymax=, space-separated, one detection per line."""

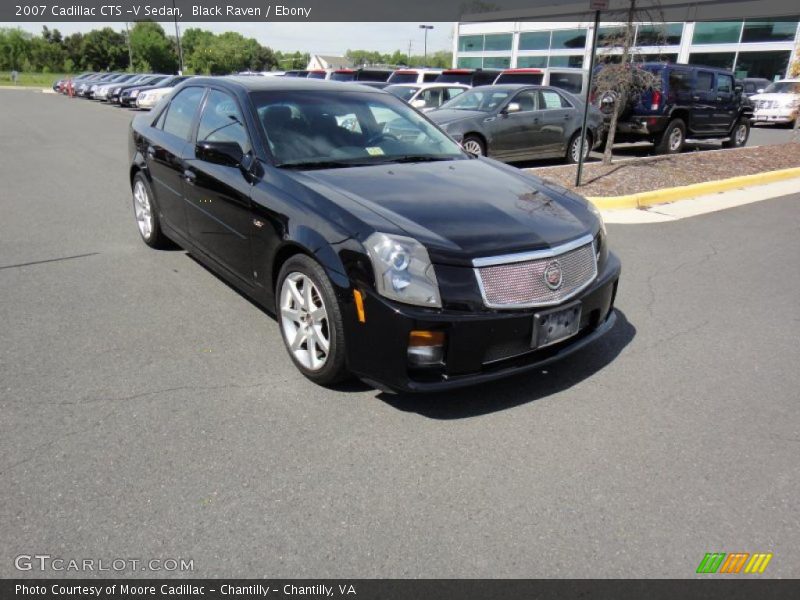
xmin=11 ymin=21 xmax=455 ymax=55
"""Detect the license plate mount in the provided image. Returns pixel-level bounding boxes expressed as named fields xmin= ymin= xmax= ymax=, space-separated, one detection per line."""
xmin=531 ymin=302 xmax=582 ymax=349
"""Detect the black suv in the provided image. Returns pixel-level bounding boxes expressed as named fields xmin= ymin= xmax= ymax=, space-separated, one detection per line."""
xmin=597 ymin=63 xmax=753 ymax=154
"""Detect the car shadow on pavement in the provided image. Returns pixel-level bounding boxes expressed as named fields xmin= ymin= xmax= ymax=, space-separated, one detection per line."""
xmin=376 ymin=310 xmax=635 ymax=419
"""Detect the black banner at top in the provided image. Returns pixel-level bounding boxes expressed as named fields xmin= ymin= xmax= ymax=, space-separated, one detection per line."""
xmin=2 ymin=0 xmax=800 ymax=22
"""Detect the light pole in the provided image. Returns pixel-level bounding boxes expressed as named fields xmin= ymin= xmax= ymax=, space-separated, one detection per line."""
xmin=419 ymin=25 xmax=434 ymax=66
xmin=172 ymin=0 xmax=184 ymax=74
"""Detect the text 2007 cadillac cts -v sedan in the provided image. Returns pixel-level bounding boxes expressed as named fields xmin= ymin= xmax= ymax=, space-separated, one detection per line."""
xmin=128 ymin=76 xmax=620 ymax=393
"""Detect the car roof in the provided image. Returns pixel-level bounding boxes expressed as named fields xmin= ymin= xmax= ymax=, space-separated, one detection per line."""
xmin=387 ymin=82 xmax=469 ymax=89
xmin=185 ymin=75 xmax=383 ymax=94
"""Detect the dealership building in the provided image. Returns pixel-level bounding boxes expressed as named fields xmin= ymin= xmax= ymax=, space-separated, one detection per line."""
xmin=451 ymin=19 xmax=799 ymax=81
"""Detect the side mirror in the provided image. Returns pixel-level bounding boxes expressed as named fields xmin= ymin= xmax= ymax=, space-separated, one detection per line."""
xmin=411 ymin=98 xmax=427 ymax=109
xmin=504 ymin=102 xmax=521 ymax=114
xmin=196 ymin=140 xmax=243 ymax=167
xmin=734 ymin=84 xmax=743 ymax=93
xmin=756 ymin=88 xmax=765 ymax=94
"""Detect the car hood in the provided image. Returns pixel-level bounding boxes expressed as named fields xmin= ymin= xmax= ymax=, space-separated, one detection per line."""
xmin=428 ymin=109 xmax=487 ymax=126
xmin=751 ymin=93 xmax=798 ymax=102
xmin=292 ymin=158 xmax=596 ymax=266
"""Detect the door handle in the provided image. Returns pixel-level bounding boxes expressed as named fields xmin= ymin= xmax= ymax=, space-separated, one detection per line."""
xmin=716 ymin=96 xmax=723 ymax=101
xmin=563 ymin=114 xmax=570 ymax=120
xmin=183 ymin=170 xmax=196 ymax=185
xmin=692 ymin=96 xmax=700 ymax=101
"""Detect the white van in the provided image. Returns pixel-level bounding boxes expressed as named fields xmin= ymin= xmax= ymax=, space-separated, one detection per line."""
xmin=494 ymin=68 xmax=589 ymax=97
xmin=386 ymin=68 xmax=443 ymax=84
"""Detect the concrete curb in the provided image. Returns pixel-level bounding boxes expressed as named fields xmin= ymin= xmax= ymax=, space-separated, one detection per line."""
xmin=586 ymin=167 xmax=800 ymax=210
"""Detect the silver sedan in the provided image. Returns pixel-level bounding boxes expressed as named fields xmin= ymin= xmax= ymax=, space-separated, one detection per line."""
xmin=428 ymin=84 xmax=604 ymax=163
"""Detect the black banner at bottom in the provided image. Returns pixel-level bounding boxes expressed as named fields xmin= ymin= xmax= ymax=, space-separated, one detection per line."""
xmin=3 ymin=579 xmax=800 ymax=600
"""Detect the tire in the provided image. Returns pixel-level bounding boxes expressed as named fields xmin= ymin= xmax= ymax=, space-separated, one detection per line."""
xmin=462 ymin=134 xmax=486 ymax=156
xmin=566 ymin=130 xmax=592 ymax=164
xmin=276 ymin=254 xmax=350 ymax=386
xmin=653 ymin=119 xmax=686 ymax=155
xmin=131 ymin=172 xmax=169 ymax=249
xmin=723 ymin=118 xmax=750 ymax=148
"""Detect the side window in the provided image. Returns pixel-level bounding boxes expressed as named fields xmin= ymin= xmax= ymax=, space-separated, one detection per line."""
xmin=423 ymin=73 xmax=439 ymax=83
xmin=550 ymin=74 xmax=583 ymax=94
xmin=538 ymin=90 xmax=568 ymax=109
xmin=512 ymin=90 xmax=538 ymax=112
xmin=717 ymin=74 xmax=734 ymax=94
xmin=197 ymin=90 xmax=251 ymax=153
xmin=744 ymin=82 xmax=756 ymax=93
xmin=668 ymin=70 xmax=692 ymax=94
xmin=420 ymin=88 xmax=444 ymax=108
xmin=161 ymin=87 xmax=204 ymax=141
xmin=445 ymin=87 xmax=466 ymax=101
xmin=696 ymin=71 xmax=714 ymax=92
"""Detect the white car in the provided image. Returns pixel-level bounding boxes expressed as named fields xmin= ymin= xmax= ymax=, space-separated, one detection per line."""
xmin=386 ymin=68 xmax=443 ymax=84
xmin=385 ymin=82 xmax=470 ymax=112
xmin=751 ymin=79 xmax=800 ymax=126
xmin=136 ymin=86 xmax=174 ymax=110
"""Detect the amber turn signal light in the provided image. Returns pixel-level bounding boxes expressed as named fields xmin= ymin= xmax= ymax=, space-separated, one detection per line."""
xmin=353 ymin=289 xmax=366 ymax=323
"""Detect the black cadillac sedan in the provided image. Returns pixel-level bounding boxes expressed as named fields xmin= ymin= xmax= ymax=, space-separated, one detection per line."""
xmin=128 ymin=77 xmax=620 ymax=393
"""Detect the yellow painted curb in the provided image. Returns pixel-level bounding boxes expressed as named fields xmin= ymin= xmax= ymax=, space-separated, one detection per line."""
xmin=586 ymin=167 xmax=800 ymax=210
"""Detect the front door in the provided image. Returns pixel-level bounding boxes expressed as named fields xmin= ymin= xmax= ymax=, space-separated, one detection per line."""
xmin=184 ymin=89 xmax=255 ymax=283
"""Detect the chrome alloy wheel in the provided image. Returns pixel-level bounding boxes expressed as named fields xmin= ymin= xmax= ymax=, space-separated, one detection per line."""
xmin=571 ymin=134 xmax=589 ymax=162
xmin=280 ymin=273 xmax=330 ymax=371
xmin=735 ymin=123 xmax=748 ymax=145
xmin=668 ymin=127 xmax=683 ymax=151
xmin=133 ymin=180 xmax=153 ymax=240
xmin=463 ymin=138 xmax=484 ymax=156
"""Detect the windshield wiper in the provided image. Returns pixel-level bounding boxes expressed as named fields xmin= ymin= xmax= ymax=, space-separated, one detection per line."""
xmin=371 ymin=155 xmax=457 ymax=164
xmin=275 ymin=160 xmax=371 ymax=170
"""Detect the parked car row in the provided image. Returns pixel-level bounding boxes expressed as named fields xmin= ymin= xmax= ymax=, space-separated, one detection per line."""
xmin=54 ymin=72 xmax=193 ymax=111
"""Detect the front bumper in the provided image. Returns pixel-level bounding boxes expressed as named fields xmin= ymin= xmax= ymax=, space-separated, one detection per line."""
xmin=344 ymin=252 xmax=621 ymax=393
xmin=752 ymin=109 xmax=796 ymax=123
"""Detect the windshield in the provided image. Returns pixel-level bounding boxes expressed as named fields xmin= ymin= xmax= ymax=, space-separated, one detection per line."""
xmin=307 ymin=71 xmax=327 ymax=79
xmin=440 ymin=88 xmax=512 ymax=112
xmin=388 ymin=72 xmax=419 ymax=84
xmin=764 ymin=81 xmax=800 ymax=94
xmin=252 ymin=90 xmax=466 ymax=168
xmin=495 ymin=73 xmax=543 ymax=85
xmin=385 ymin=85 xmax=420 ymax=101
xmin=330 ymin=72 xmax=355 ymax=81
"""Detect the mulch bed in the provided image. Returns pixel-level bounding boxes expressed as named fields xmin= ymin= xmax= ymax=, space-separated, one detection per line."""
xmin=527 ymin=142 xmax=800 ymax=197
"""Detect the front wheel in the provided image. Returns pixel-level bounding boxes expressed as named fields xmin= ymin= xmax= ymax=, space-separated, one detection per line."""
xmin=653 ymin=119 xmax=685 ymax=155
xmin=723 ymin=118 xmax=750 ymax=148
xmin=276 ymin=255 xmax=349 ymax=386
xmin=566 ymin=131 xmax=592 ymax=164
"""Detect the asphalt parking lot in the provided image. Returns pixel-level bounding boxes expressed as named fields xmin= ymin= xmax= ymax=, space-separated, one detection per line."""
xmin=1 ymin=90 xmax=798 ymax=578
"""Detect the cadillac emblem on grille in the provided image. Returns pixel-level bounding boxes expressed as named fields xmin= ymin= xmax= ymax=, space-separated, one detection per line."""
xmin=473 ymin=235 xmax=598 ymax=309
xmin=543 ymin=260 xmax=563 ymax=290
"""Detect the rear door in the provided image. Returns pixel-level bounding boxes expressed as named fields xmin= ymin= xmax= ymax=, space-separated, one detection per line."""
xmin=183 ymin=88 xmax=255 ymax=283
xmin=534 ymin=89 xmax=572 ymax=156
xmin=690 ymin=70 xmax=716 ymax=134
xmin=145 ymin=86 xmax=205 ymax=236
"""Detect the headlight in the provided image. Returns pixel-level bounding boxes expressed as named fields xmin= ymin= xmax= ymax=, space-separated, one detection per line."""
xmin=131 ymin=90 xmax=139 ymax=97
xmin=365 ymin=232 xmax=441 ymax=308
xmin=587 ymin=199 xmax=606 ymax=235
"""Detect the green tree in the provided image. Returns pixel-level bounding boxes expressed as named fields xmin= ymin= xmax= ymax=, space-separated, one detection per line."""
xmin=81 ymin=27 xmax=128 ymax=71
xmin=0 ymin=28 xmax=32 ymax=71
xmin=29 ymin=37 xmax=66 ymax=72
xmin=130 ymin=21 xmax=177 ymax=73
xmin=63 ymin=32 xmax=85 ymax=70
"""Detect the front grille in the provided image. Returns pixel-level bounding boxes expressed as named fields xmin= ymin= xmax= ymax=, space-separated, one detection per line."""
xmin=475 ymin=237 xmax=597 ymax=308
